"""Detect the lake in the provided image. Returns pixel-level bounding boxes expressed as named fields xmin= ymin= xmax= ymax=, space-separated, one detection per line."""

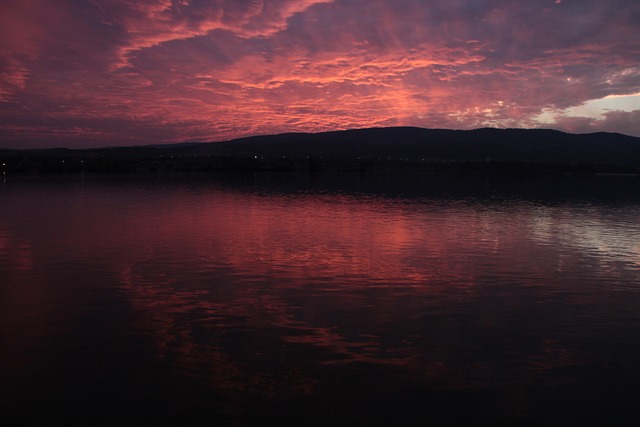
xmin=1 ymin=172 xmax=640 ymax=425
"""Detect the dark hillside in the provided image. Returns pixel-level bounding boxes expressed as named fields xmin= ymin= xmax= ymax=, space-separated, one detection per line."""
xmin=2 ymin=127 xmax=640 ymax=174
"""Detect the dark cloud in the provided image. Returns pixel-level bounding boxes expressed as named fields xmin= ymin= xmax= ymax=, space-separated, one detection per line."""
xmin=1 ymin=0 xmax=639 ymax=148
xmin=550 ymin=109 xmax=640 ymax=136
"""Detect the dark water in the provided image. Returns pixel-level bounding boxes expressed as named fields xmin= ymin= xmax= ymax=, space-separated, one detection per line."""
xmin=1 ymin=172 xmax=640 ymax=425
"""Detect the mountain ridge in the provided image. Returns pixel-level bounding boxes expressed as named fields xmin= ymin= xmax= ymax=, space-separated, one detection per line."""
xmin=2 ymin=127 xmax=640 ymax=174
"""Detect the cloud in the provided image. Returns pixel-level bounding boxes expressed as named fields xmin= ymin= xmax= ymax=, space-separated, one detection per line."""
xmin=550 ymin=110 xmax=640 ymax=137
xmin=1 ymin=0 xmax=639 ymax=147
xmin=100 ymin=0 xmax=335 ymax=68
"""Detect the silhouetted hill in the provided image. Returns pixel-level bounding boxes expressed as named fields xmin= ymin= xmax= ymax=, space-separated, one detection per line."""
xmin=2 ymin=127 xmax=640 ymax=174
xmin=183 ymin=127 xmax=640 ymax=164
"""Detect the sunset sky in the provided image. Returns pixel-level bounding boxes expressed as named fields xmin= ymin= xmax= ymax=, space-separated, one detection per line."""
xmin=1 ymin=0 xmax=639 ymax=148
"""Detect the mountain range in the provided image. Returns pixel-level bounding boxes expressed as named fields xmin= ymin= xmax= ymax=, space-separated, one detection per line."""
xmin=2 ymin=127 xmax=640 ymax=174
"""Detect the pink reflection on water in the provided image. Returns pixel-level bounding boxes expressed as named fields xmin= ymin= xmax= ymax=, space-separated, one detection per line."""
xmin=88 ymin=187 xmax=606 ymax=399
xmin=6 ymin=181 xmax=639 ymax=403
xmin=3 ymin=179 xmax=640 ymax=424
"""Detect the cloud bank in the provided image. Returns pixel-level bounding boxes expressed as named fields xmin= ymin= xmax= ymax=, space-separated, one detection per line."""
xmin=1 ymin=0 xmax=639 ymax=148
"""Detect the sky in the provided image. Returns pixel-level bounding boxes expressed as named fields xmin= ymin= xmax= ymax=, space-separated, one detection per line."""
xmin=1 ymin=0 xmax=639 ymax=149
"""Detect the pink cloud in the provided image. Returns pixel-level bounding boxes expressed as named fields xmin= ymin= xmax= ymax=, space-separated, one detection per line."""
xmin=99 ymin=0 xmax=335 ymax=69
xmin=550 ymin=110 xmax=640 ymax=137
xmin=1 ymin=0 xmax=639 ymax=148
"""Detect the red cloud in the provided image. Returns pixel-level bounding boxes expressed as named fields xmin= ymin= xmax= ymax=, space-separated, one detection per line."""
xmin=1 ymin=0 xmax=639 ymax=148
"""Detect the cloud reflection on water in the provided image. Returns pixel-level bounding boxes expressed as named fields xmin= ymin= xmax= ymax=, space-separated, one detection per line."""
xmin=1 ymin=177 xmax=640 ymax=422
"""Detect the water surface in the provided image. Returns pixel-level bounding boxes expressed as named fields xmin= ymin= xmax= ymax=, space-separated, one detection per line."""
xmin=1 ymin=172 xmax=640 ymax=425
